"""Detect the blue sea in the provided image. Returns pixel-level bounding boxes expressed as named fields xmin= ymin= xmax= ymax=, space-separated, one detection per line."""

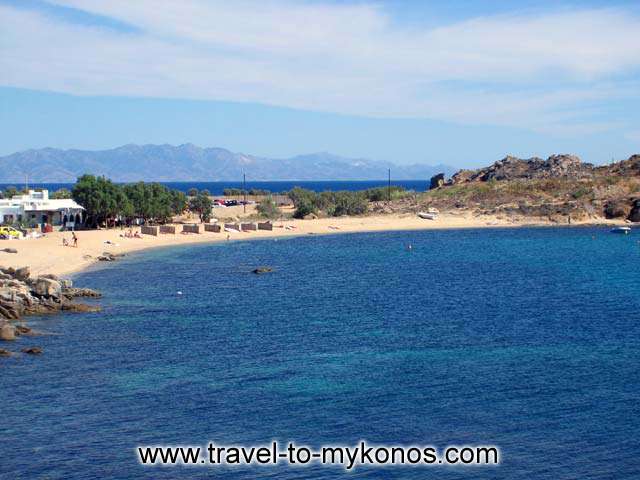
xmin=0 ymin=180 xmax=429 ymax=195
xmin=2 ymin=227 xmax=640 ymax=479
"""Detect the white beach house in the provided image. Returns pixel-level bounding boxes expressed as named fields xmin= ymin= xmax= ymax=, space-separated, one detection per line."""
xmin=0 ymin=190 xmax=84 ymax=229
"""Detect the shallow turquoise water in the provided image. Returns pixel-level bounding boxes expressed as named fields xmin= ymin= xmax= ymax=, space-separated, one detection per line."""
xmin=2 ymin=227 xmax=640 ymax=479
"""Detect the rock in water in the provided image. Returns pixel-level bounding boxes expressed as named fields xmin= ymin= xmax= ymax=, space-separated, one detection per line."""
xmin=21 ymin=346 xmax=43 ymax=355
xmin=61 ymin=302 xmax=101 ymax=313
xmin=0 ymin=348 xmax=12 ymax=356
xmin=252 ymin=267 xmax=273 ymax=274
xmin=15 ymin=325 xmax=32 ymax=335
xmin=0 ymin=324 xmax=17 ymax=341
xmin=0 ymin=303 xmax=22 ymax=320
xmin=63 ymin=287 xmax=101 ymax=298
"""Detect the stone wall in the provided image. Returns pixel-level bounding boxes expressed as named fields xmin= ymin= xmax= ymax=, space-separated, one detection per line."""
xmin=182 ymin=224 xmax=201 ymax=234
xmin=141 ymin=226 xmax=158 ymax=236
xmin=159 ymin=225 xmax=176 ymax=234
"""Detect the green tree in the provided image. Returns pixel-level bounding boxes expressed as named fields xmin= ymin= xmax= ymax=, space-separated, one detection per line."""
xmin=72 ymin=175 xmax=126 ymax=227
xmin=51 ymin=188 xmax=72 ymax=199
xmin=288 ymin=187 xmax=319 ymax=218
xmin=3 ymin=186 xmax=18 ymax=199
xmin=122 ymin=182 xmax=176 ymax=224
xmin=189 ymin=192 xmax=213 ymax=222
xmin=170 ymin=190 xmax=187 ymax=216
xmin=187 ymin=187 xmax=198 ymax=197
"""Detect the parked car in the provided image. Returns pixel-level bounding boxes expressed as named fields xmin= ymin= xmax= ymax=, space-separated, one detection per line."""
xmin=224 ymin=199 xmax=239 ymax=207
xmin=0 ymin=226 xmax=24 ymax=239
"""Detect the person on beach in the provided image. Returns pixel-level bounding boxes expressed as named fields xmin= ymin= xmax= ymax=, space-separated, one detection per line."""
xmin=72 ymin=231 xmax=78 ymax=248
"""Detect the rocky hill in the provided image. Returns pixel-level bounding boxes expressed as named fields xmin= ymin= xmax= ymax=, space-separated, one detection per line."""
xmin=0 ymin=144 xmax=453 ymax=182
xmin=451 ymin=154 xmax=593 ymax=183
xmin=420 ymin=154 xmax=640 ymax=223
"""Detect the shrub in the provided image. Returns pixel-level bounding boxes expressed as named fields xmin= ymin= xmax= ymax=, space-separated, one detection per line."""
xmin=293 ymin=200 xmax=318 ymax=219
xmin=363 ymin=186 xmax=408 ymax=202
xmin=257 ymin=196 xmax=281 ymax=219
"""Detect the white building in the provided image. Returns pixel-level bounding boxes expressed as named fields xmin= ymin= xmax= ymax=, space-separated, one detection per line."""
xmin=0 ymin=190 xmax=84 ymax=229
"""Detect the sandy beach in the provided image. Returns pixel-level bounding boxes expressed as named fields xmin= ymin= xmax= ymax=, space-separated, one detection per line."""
xmin=0 ymin=209 xmax=623 ymax=278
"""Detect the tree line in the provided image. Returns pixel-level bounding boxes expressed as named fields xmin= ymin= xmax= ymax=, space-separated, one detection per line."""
xmin=71 ymin=175 xmax=212 ymax=227
xmin=287 ymin=186 xmax=410 ymax=218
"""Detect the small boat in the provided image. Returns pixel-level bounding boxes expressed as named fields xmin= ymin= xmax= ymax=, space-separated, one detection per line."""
xmin=418 ymin=212 xmax=438 ymax=220
xmin=611 ymin=226 xmax=631 ymax=234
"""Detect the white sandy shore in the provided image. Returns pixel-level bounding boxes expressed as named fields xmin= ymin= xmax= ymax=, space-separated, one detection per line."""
xmin=0 ymin=212 xmax=623 ymax=278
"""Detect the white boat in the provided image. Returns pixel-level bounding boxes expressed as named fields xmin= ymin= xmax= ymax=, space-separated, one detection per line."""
xmin=611 ymin=226 xmax=631 ymax=234
xmin=418 ymin=212 xmax=438 ymax=220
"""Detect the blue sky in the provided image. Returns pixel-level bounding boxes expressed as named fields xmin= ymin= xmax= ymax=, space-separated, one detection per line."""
xmin=1 ymin=0 xmax=640 ymax=167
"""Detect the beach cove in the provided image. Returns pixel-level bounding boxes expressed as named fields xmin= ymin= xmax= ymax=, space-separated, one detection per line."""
xmin=0 ymin=212 xmax=627 ymax=278
xmin=2 ymin=226 xmax=639 ymax=479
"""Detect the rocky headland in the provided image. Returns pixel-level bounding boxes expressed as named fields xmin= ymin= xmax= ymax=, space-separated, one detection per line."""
xmin=0 ymin=266 xmax=101 ymax=357
xmin=415 ymin=154 xmax=640 ymax=223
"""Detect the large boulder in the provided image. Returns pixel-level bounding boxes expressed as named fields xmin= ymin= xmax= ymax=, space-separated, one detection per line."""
xmin=628 ymin=199 xmax=640 ymax=222
xmin=429 ymin=173 xmax=445 ymax=190
xmin=604 ymin=200 xmax=631 ymax=219
xmin=41 ymin=274 xmax=72 ymax=289
xmin=14 ymin=266 xmax=30 ymax=281
xmin=0 ymin=302 xmax=23 ymax=320
xmin=0 ymin=324 xmax=17 ymax=341
xmin=34 ymin=277 xmax=62 ymax=298
xmin=0 ymin=287 xmax=15 ymax=302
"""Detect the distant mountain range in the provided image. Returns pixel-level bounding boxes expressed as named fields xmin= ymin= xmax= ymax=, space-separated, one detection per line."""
xmin=0 ymin=144 xmax=453 ymax=182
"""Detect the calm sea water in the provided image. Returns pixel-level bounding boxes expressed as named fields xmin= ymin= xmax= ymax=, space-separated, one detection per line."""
xmin=0 ymin=180 xmax=429 ymax=195
xmin=2 ymin=227 xmax=640 ymax=479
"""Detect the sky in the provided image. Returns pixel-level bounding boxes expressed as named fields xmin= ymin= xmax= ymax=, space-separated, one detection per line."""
xmin=1 ymin=0 xmax=640 ymax=167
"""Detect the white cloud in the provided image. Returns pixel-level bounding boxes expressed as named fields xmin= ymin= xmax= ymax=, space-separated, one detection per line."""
xmin=1 ymin=1 xmax=640 ymax=133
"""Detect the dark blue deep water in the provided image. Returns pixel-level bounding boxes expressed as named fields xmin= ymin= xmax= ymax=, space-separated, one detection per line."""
xmin=2 ymin=228 xmax=640 ymax=479
xmin=0 ymin=180 xmax=429 ymax=195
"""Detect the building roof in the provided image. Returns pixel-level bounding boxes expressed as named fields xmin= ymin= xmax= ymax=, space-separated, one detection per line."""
xmin=0 ymin=190 xmax=84 ymax=212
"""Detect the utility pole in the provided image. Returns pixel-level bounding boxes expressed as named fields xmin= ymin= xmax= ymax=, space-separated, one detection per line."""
xmin=387 ymin=168 xmax=391 ymax=204
xmin=243 ymin=172 xmax=247 ymax=214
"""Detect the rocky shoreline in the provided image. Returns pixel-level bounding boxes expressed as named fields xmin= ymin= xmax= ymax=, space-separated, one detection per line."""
xmin=0 ymin=266 xmax=101 ymax=357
